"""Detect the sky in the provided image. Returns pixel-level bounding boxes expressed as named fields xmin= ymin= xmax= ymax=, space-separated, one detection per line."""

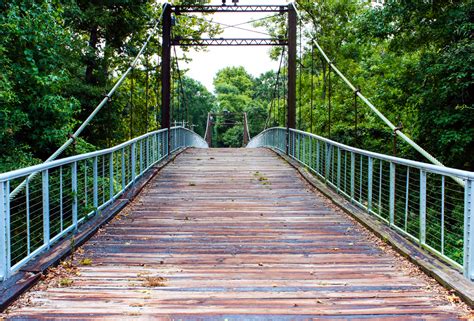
xmin=177 ymin=0 xmax=290 ymax=92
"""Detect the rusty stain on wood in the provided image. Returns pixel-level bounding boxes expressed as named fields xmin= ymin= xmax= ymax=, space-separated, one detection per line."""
xmin=5 ymin=148 xmax=462 ymax=319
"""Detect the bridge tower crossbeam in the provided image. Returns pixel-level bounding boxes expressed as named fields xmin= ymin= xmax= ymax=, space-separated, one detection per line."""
xmin=161 ymin=3 xmax=298 ymax=151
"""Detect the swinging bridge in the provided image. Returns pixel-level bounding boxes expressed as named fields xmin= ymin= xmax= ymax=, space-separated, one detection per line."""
xmin=1 ymin=3 xmax=473 ymax=319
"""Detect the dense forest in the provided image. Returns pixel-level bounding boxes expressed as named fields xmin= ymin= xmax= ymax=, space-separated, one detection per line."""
xmin=0 ymin=0 xmax=219 ymax=172
xmin=1 ymin=0 xmax=472 ymax=173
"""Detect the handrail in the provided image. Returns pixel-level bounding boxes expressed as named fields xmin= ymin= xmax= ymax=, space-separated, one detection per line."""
xmin=0 ymin=127 xmax=207 ymax=281
xmin=247 ymin=127 xmax=474 ymax=281
xmin=0 ymin=127 xmax=205 ymax=182
xmin=248 ymin=128 xmax=474 ymax=179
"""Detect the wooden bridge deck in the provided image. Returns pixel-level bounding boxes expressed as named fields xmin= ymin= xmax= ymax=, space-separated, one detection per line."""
xmin=6 ymin=148 xmax=461 ymax=319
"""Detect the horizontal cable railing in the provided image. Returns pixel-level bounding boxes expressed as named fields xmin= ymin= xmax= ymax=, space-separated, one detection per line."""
xmin=247 ymin=127 xmax=474 ymax=281
xmin=0 ymin=127 xmax=207 ymax=281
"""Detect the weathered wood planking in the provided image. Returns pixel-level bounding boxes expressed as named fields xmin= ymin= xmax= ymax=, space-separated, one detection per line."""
xmin=6 ymin=148 xmax=461 ymax=319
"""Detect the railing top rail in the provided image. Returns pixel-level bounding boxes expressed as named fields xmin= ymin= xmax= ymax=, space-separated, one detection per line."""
xmin=0 ymin=127 xmax=202 ymax=182
xmin=249 ymin=127 xmax=474 ymax=180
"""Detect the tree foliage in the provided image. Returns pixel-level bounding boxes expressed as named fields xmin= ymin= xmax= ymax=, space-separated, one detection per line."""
xmin=0 ymin=0 xmax=472 ymax=173
xmin=211 ymin=66 xmax=272 ymax=147
xmin=0 ymin=0 xmax=217 ymax=172
xmin=0 ymin=0 xmax=81 ymax=171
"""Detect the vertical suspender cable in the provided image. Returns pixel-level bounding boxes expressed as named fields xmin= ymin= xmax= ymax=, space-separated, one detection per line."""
xmin=170 ymin=53 xmax=174 ymax=126
xmin=130 ymin=68 xmax=134 ymax=139
xmin=107 ymin=91 xmax=112 ymax=148
xmin=354 ymin=89 xmax=358 ymax=146
xmin=283 ymin=51 xmax=287 ymax=126
xmin=155 ymin=64 xmax=160 ymax=130
xmin=176 ymin=58 xmax=180 ymax=123
xmin=145 ymin=51 xmax=150 ymax=133
xmin=298 ymin=20 xmax=302 ymax=130
xmin=173 ymin=44 xmax=187 ymax=127
xmin=328 ymin=67 xmax=331 ymax=138
xmin=277 ymin=69 xmax=280 ymax=126
xmin=265 ymin=47 xmax=285 ymax=129
xmin=310 ymin=44 xmax=314 ymax=133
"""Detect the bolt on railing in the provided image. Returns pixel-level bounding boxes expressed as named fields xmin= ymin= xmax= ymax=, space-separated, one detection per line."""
xmin=0 ymin=127 xmax=207 ymax=281
xmin=247 ymin=127 xmax=474 ymax=281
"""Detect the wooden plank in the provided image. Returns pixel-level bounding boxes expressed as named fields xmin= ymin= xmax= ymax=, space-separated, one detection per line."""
xmin=0 ymin=149 xmax=184 ymax=312
xmin=4 ymin=148 xmax=463 ymax=319
xmin=275 ymin=148 xmax=474 ymax=307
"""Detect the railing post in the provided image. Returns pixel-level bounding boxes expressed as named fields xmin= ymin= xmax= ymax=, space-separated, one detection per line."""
xmin=316 ymin=141 xmax=320 ymax=174
xmin=72 ymin=162 xmax=78 ymax=229
xmin=59 ymin=169 xmax=63 ymax=232
xmin=389 ymin=162 xmax=396 ymax=226
xmin=292 ymin=131 xmax=296 ymax=156
xmin=109 ymin=153 xmax=114 ymax=200
xmin=303 ymin=135 xmax=306 ymax=165
xmin=146 ymin=137 xmax=150 ymax=168
xmin=26 ymin=178 xmax=31 ymax=253
xmin=464 ymin=179 xmax=474 ymax=280
xmin=131 ymin=142 xmax=136 ymax=182
xmin=139 ymin=141 xmax=143 ymax=174
xmin=419 ymin=170 xmax=427 ymax=245
xmin=405 ymin=168 xmax=410 ymax=231
xmin=42 ymin=170 xmax=50 ymax=248
xmin=153 ymin=134 xmax=156 ymax=161
xmin=93 ymin=156 xmax=98 ymax=212
xmin=121 ymin=148 xmax=126 ymax=190
xmin=441 ymin=175 xmax=445 ymax=254
xmin=337 ymin=148 xmax=341 ymax=192
xmin=324 ymin=143 xmax=330 ymax=183
xmin=350 ymin=152 xmax=355 ymax=202
xmin=155 ymin=133 xmax=159 ymax=161
xmin=368 ymin=157 xmax=373 ymax=213
xmin=379 ymin=161 xmax=383 ymax=216
xmin=298 ymin=133 xmax=301 ymax=160
xmin=157 ymin=134 xmax=161 ymax=160
xmin=0 ymin=181 xmax=10 ymax=280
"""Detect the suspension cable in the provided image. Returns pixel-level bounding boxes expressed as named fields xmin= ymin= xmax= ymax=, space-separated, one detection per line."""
xmin=130 ymin=67 xmax=134 ymax=139
xmin=310 ymin=44 xmax=314 ymax=133
xmin=265 ymin=47 xmax=286 ymax=129
xmin=175 ymin=56 xmax=180 ymax=123
xmin=289 ymin=2 xmax=460 ymax=184
xmin=354 ymin=88 xmax=359 ymax=146
xmin=298 ymin=18 xmax=302 ymax=130
xmin=10 ymin=7 xmax=167 ymax=199
xmin=283 ymin=50 xmax=287 ymax=126
xmin=328 ymin=67 xmax=331 ymax=138
xmin=145 ymin=50 xmax=149 ymax=133
xmin=173 ymin=44 xmax=188 ymax=127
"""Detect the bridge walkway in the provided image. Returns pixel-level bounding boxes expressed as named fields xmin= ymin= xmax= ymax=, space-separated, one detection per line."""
xmin=5 ymin=148 xmax=460 ymax=319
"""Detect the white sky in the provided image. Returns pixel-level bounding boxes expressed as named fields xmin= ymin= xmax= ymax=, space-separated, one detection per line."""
xmin=177 ymin=0 xmax=290 ymax=92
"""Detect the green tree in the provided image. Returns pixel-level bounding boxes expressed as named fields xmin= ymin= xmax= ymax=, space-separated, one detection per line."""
xmin=213 ymin=66 xmax=255 ymax=147
xmin=357 ymin=0 xmax=473 ymax=169
xmin=180 ymin=76 xmax=216 ymax=137
xmin=0 ymin=0 xmax=80 ymax=172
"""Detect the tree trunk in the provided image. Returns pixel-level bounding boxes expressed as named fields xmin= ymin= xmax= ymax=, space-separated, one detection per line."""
xmin=85 ymin=25 xmax=98 ymax=84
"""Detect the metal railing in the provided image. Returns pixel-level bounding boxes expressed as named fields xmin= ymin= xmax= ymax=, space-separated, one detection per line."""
xmin=0 ymin=127 xmax=207 ymax=281
xmin=247 ymin=127 xmax=474 ymax=281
